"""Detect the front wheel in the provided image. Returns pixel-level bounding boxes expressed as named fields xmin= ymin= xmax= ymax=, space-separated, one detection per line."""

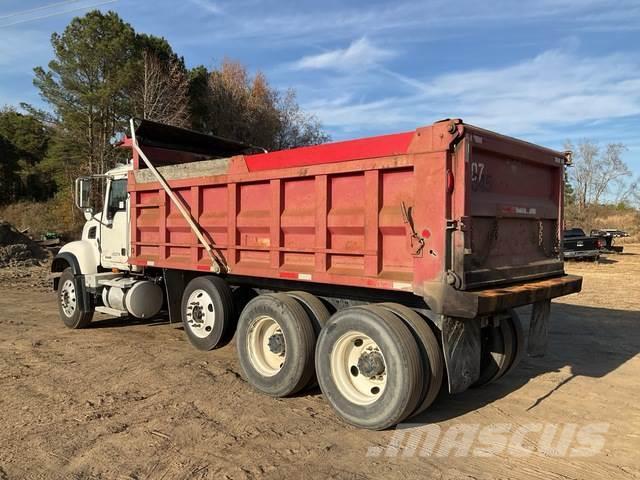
xmin=181 ymin=275 xmax=235 ymax=350
xmin=57 ymin=267 xmax=93 ymax=329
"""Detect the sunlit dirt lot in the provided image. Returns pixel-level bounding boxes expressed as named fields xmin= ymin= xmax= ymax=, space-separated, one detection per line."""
xmin=1 ymin=247 xmax=639 ymax=479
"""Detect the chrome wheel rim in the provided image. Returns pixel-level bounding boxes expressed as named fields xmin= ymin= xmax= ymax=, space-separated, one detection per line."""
xmin=60 ymin=279 xmax=77 ymax=318
xmin=330 ymin=330 xmax=387 ymax=405
xmin=185 ymin=289 xmax=215 ymax=338
xmin=247 ymin=315 xmax=286 ymax=377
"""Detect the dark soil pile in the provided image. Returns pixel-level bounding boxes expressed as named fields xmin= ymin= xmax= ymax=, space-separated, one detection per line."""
xmin=0 ymin=220 xmax=48 ymax=268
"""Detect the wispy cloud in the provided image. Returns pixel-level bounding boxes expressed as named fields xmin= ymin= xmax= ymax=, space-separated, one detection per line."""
xmin=187 ymin=0 xmax=222 ymax=15
xmin=419 ymin=49 xmax=640 ymax=133
xmin=176 ymin=0 xmax=640 ymax=47
xmin=0 ymin=0 xmax=638 ymax=172
xmin=293 ymin=37 xmax=394 ymax=71
xmin=301 ymin=48 xmax=640 ymax=144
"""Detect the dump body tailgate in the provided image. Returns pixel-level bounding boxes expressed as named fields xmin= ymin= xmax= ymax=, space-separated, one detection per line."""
xmin=451 ymin=126 xmax=567 ymax=290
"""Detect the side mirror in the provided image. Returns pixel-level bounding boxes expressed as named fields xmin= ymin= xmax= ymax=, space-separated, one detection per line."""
xmin=75 ymin=177 xmax=91 ymax=208
xmin=75 ymin=177 xmax=94 ymax=217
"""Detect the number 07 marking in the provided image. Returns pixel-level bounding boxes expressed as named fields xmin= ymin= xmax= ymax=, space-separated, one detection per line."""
xmin=471 ymin=162 xmax=485 ymax=184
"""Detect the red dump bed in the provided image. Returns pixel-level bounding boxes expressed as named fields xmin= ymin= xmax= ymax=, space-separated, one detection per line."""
xmin=128 ymin=119 xmax=569 ymax=311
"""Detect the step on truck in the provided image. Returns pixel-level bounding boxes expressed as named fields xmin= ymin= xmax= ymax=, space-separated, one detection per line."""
xmin=51 ymin=118 xmax=582 ymax=430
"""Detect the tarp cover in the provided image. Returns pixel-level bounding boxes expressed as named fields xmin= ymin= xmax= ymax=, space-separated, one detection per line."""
xmin=133 ymin=118 xmax=255 ymax=158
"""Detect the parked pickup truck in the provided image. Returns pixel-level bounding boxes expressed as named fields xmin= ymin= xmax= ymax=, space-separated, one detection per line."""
xmin=590 ymin=228 xmax=629 ymax=253
xmin=563 ymin=228 xmax=602 ymax=260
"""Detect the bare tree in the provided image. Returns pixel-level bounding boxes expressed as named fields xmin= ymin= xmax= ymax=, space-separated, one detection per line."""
xmin=274 ymin=89 xmax=330 ymax=150
xmin=614 ymin=175 xmax=639 ymax=207
xmin=137 ymin=50 xmax=190 ymax=127
xmin=194 ymin=59 xmax=329 ymax=150
xmin=566 ymin=140 xmax=630 ymax=209
xmin=566 ymin=140 xmax=598 ymax=209
xmin=591 ymin=143 xmax=629 ymax=205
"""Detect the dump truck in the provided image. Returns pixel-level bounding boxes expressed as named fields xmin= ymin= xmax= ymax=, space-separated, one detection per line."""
xmin=51 ymin=118 xmax=582 ymax=430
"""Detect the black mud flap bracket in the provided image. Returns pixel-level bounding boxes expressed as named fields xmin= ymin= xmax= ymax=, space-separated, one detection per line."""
xmin=73 ymin=274 xmax=92 ymax=312
xmin=163 ymin=268 xmax=186 ymax=324
xmin=441 ymin=316 xmax=481 ymax=394
xmin=528 ymin=299 xmax=551 ymax=357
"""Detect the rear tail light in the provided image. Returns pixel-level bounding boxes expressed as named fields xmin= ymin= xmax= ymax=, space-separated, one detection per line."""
xmin=446 ymin=169 xmax=454 ymax=193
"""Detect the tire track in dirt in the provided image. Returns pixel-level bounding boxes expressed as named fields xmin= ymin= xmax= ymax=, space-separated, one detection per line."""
xmin=1 ymin=247 xmax=639 ymax=479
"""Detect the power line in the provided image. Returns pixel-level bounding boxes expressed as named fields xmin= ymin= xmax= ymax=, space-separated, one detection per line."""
xmin=0 ymin=0 xmax=118 ymax=28
xmin=0 ymin=1 xmax=82 ymax=20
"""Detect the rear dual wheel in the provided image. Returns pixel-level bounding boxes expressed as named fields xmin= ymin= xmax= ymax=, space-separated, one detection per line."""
xmin=286 ymin=291 xmax=331 ymax=389
xmin=473 ymin=310 xmax=524 ymax=387
xmin=236 ymin=293 xmax=316 ymax=397
xmin=315 ymin=305 xmax=425 ymax=430
xmin=377 ymin=303 xmax=444 ymax=418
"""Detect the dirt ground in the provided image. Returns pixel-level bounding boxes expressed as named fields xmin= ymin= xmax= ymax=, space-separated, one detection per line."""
xmin=1 ymin=248 xmax=639 ymax=480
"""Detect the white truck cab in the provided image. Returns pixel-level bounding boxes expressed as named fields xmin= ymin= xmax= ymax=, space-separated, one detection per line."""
xmin=51 ymin=162 xmax=163 ymax=328
xmin=58 ymin=163 xmax=132 ymax=274
xmin=92 ymin=164 xmax=131 ymax=271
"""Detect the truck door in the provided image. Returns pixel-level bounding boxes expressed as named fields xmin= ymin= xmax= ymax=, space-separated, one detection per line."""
xmin=100 ymin=178 xmax=130 ymax=270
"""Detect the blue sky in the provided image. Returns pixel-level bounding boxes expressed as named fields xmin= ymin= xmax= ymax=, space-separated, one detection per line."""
xmin=1 ymin=0 xmax=639 ymax=174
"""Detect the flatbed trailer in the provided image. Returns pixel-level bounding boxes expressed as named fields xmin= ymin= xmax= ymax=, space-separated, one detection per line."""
xmin=52 ymin=118 xmax=581 ymax=429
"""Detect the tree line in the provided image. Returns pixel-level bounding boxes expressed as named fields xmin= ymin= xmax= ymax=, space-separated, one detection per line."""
xmin=2 ymin=10 xmax=638 ymax=236
xmin=565 ymin=140 xmax=638 ymax=209
xmin=0 ymin=10 xmax=328 ymax=212
xmin=564 ymin=139 xmax=639 ymax=231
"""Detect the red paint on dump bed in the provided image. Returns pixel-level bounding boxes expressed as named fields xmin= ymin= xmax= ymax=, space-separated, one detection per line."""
xmin=244 ymin=131 xmax=414 ymax=171
xmin=128 ymin=119 xmax=568 ymax=298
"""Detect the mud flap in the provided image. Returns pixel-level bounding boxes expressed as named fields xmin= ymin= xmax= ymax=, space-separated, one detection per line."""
xmin=441 ymin=316 xmax=481 ymax=394
xmin=73 ymin=274 xmax=91 ymax=312
xmin=528 ymin=299 xmax=550 ymax=357
xmin=163 ymin=269 xmax=185 ymax=324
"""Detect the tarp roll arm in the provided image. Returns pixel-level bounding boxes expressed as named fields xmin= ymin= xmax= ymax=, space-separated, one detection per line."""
xmin=129 ymin=118 xmax=229 ymax=274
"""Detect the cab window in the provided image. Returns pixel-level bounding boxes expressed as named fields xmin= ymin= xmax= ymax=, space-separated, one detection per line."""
xmin=106 ymin=179 xmax=127 ymax=220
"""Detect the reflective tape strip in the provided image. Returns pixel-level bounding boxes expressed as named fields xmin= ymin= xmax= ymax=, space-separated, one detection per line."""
xmin=392 ymin=281 xmax=412 ymax=291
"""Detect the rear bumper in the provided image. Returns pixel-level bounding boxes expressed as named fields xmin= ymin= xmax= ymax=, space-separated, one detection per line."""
xmin=474 ymin=274 xmax=582 ymax=315
xmin=421 ymin=274 xmax=583 ymax=319
xmin=564 ymin=249 xmax=599 ymax=259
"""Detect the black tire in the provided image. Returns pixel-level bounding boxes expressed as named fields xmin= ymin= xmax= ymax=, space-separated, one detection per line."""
xmin=236 ymin=293 xmax=316 ymax=397
xmin=181 ymin=275 xmax=235 ymax=351
xmin=378 ymin=303 xmax=444 ymax=417
xmin=315 ymin=305 xmax=423 ymax=430
xmin=503 ymin=310 xmax=524 ymax=376
xmin=493 ymin=318 xmax=515 ymax=381
xmin=473 ymin=313 xmax=515 ymax=387
xmin=57 ymin=267 xmax=93 ymax=329
xmin=286 ymin=291 xmax=330 ymax=335
xmin=473 ymin=324 xmax=502 ymax=387
xmin=286 ymin=291 xmax=331 ymax=389
xmin=232 ymin=286 xmax=258 ymax=318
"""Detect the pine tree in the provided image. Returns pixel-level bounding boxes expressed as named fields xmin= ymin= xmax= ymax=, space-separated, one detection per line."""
xmin=33 ymin=11 xmax=138 ymax=177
